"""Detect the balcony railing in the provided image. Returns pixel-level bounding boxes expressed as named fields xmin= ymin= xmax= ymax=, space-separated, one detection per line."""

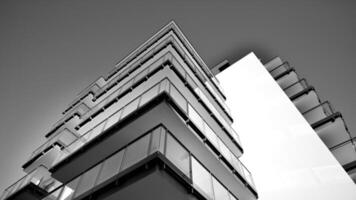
xmin=268 ymin=62 xmax=292 ymax=79
xmin=45 ymin=37 xmax=231 ymax=139
xmin=51 ymin=78 xmax=242 ymax=172
xmin=42 ymin=125 xmax=255 ymax=200
xmin=283 ymin=79 xmax=309 ymax=98
xmin=331 ymin=139 xmax=356 ymax=167
xmin=30 ymin=54 xmax=237 ymax=167
xmin=302 ymin=101 xmax=336 ymax=127
xmin=1 ymin=166 xmax=61 ymax=200
xmin=61 ymin=25 xmax=226 ymax=121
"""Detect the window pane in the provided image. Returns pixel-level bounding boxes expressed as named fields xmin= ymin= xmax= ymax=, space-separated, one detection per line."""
xmin=204 ymin=124 xmax=219 ymax=150
xmin=96 ymin=150 xmax=124 ymax=185
xmin=149 ymin=128 xmax=162 ymax=154
xmin=191 ymin=157 xmax=213 ymax=199
xmin=75 ymin=164 xmax=101 ymax=198
xmin=103 ymin=110 xmax=122 ymax=131
xmin=188 ymin=105 xmax=204 ymax=131
xmin=90 ymin=121 xmax=106 ymax=139
xmin=121 ymin=134 xmax=150 ymax=170
xmin=218 ymin=139 xmax=232 ymax=163
xmin=44 ymin=187 xmax=62 ymax=200
xmin=212 ymin=177 xmax=230 ymax=200
xmin=140 ymin=85 xmax=159 ymax=107
xmin=166 ymin=134 xmax=190 ymax=178
xmin=170 ymin=85 xmax=187 ymax=112
xmin=229 ymin=193 xmax=238 ymax=200
xmin=231 ymin=156 xmax=244 ymax=177
xmin=58 ymin=177 xmax=80 ymax=200
xmin=121 ymin=98 xmax=139 ymax=119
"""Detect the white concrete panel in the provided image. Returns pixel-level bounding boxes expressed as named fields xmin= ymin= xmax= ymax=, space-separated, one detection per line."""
xmin=217 ymin=53 xmax=356 ymax=200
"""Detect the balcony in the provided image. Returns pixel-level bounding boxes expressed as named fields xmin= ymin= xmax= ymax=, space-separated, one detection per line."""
xmin=331 ymin=139 xmax=356 ymax=172
xmin=50 ymin=77 xmax=242 ymax=174
xmin=29 ymin=51 xmax=238 ymax=174
xmin=1 ymin=166 xmax=61 ymax=200
xmin=282 ymin=79 xmax=311 ymax=99
xmin=264 ymin=57 xmax=283 ymax=72
xmin=302 ymin=102 xmax=340 ymax=129
xmin=276 ymin=70 xmax=299 ymax=90
xmin=44 ymin=36 xmax=232 ymax=142
xmin=268 ymin=62 xmax=293 ymax=80
xmin=42 ymin=125 xmax=256 ymax=200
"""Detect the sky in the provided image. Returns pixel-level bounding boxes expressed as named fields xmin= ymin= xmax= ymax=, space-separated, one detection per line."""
xmin=0 ymin=0 xmax=355 ymax=194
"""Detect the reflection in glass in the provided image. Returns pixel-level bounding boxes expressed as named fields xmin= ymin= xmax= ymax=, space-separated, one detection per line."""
xmin=97 ymin=150 xmax=124 ymax=185
xmin=170 ymin=85 xmax=187 ymax=112
xmin=58 ymin=177 xmax=80 ymax=200
xmin=188 ymin=105 xmax=204 ymax=131
xmin=121 ymin=134 xmax=150 ymax=170
xmin=121 ymin=98 xmax=139 ymax=119
xmin=212 ymin=177 xmax=230 ymax=200
xmin=75 ymin=164 xmax=101 ymax=198
xmin=139 ymin=85 xmax=159 ymax=107
xmin=166 ymin=134 xmax=190 ymax=177
xmin=103 ymin=110 xmax=122 ymax=131
xmin=149 ymin=128 xmax=162 ymax=154
xmin=192 ymin=157 xmax=213 ymax=199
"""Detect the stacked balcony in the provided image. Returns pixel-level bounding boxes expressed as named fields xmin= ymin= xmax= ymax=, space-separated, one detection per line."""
xmin=1 ymin=22 xmax=257 ymax=200
xmin=0 ymin=166 xmax=61 ymax=200
xmin=264 ymin=57 xmax=356 ymax=183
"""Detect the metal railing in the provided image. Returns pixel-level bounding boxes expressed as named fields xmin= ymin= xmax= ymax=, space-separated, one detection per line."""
xmin=30 ymin=52 xmax=235 ymax=165
xmin=51 ymin=78 xmax=241 ymax=171
xmin=283 ymin=79 xmax=309 ymax=98
xmin=1 ymin=166 xmax=61 ymax=200
xmin=302 ymin=101 xmax=335 ymax=126
xmin=42 ymin=125 xmax=254 ymax=200
xmin=269 ymin=62 xmax=291 ymax=79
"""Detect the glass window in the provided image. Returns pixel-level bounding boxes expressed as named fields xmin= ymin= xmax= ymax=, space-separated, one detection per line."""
xmin=96 ymin=150 xmax=124 ymax=185
xmin=58 ymin=177 xmax=80 ymax=200
xmin=121 ymin=134 xmax=150 ymax=170
xmin=229 ymin=193 xmax=238 ymax=200
xmin=139 ymin=85 xmax=159 ymax=107
xmin=121 ymin=98 xmax=139 ymax=119
xmin=212 ymin=177 xmax=230 ymax=200
xmin=218 ymin=139 xmax=232 ymax=163
xmin=149 ymin=128 xmax=162 ymax=154
xmin=231 ymin=156 xmax=244 ymax=177
xmin=188 ymin=105 xmax=204 ymax=132
xmin=103 ymin=110 xmax=122 ymax=131
xmin=75 ymin=164 xmax=101 ymax=198
xmin=203 ymin=124 xmax=220 ymax=150
xmin=44 ymin=187 xmax=61 ymax=200
xmin=121 ymin=79 xmax=133 ymax=93
xmin=191 ymin=157 xmax=213 ymax=199
xmin=165 ymin=134 xmax=190 ymax=178
xmin=90 ymin=121 xmax=106 ymax=139
xmin=170 ymin=85 xmax=187 ymax=113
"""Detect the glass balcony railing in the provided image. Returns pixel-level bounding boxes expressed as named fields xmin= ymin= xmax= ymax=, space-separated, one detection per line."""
xmin=331 ymin=139 xmax=356 ymax=166
xmin=33 ymin=53 xmax=237 ymax=167
xmin=42 ymin=126 xmax=254 ymax=200
xmin=1 ymin=166 xmax=61 ymax=200
xmin=268 ymin=62 xmax=291 ymax=79
xmin=302 ymin=101 xmax=336 ymax=126
xmin=282 ymin=79 xmax=309 ymax=98
xmin=46 ymin=39 xmax=231 ymax=140
xmin=51 ymin=78 xmax=242 ymax=173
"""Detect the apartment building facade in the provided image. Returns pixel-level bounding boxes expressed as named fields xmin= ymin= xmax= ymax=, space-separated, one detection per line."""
xmin=0 ymin=22 xmax=257 ymax=200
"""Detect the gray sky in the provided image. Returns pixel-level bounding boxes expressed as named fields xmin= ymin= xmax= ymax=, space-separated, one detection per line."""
xmin=0 ymin=0 xmax=355 ymax=193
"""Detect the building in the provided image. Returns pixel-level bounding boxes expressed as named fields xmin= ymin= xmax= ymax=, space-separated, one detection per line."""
xmin=263 ymin=57 xmax=356 ymax=183
xmin=0 ymin=21 xmax=257 ymax=200
xmin=215 ymin=53 xmax=356 ymax=200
